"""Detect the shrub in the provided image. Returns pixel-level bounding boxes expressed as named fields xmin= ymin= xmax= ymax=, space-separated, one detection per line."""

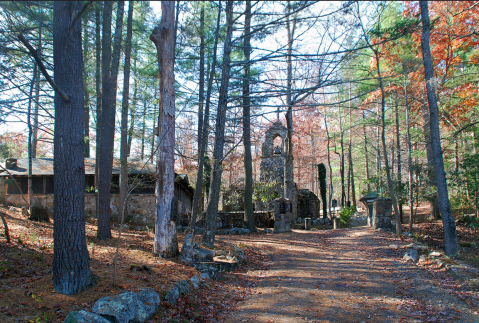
xmin=339 ymin=206 xmax=355 ymax=228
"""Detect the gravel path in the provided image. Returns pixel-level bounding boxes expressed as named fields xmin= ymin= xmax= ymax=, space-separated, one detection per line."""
xmin=222 ymin=227 xmax=478 ymax=323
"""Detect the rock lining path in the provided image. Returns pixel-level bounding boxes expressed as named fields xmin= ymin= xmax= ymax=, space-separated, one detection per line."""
xmin=222 ymin=227 xmax=478 ymax=323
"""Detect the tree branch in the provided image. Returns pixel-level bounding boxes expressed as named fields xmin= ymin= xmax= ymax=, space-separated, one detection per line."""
xmin=70 ymin=1 xmax=94 ymax=31
xmin=17 ymin=34 xmax=70 ymax=102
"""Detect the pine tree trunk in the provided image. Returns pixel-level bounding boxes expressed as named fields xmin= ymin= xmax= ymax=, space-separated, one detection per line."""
xmin=94 ymin=3 xmax=101 ymax=222
xmin=190 ymin=3 xmax=222 ymax=234
xmin=119 ymin=1 xmax=134 ymax=224
xmin=243 ymin=0 xmax=255 ymax=232
xmin=363 ymin=112 xmax=370 ymax=192
xmin=52 ymin=1 xmax=94 ymax=295
xmin=97 ymin=0 xmax=124 ymax=240
xmin=405 ymin=76 xmax=414 ymax=233
xmin=419 ymin=1 xmax=458 ymax=256
xmin=151 ymin=1 xmax=178 ymax=257
xmin=32 ymin=4 xmax=42 ymax=158
xmin=83 ymin=16 xmax=90 ymax=158
xmin=203 ymin=0 xmax=234 ymax=247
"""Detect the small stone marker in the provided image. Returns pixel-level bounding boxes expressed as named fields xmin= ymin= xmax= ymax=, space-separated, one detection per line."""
xmin=305 ymin=218 xmax=311 ymax=230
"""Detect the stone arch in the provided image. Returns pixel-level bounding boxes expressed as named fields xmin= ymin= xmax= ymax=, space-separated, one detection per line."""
xmin=261 ymin=121 xmax=288 ymax=157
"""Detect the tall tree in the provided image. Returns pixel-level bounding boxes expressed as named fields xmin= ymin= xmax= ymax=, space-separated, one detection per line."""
xmin=97 ymin=0 xmax=124 ymax=240
xmin=419 ymin=1 xmax=458 ymax=257
xmin=203 ymin=0 xmax=234 ymax=247
xmin=52 ymin=0 xmax=95 ymax=295
xmin=119 ymin=1 xmax=134 ymax=224
xmin=150 ymin=1 xmax=178 ymax=257
xmin=243 ymin=0 xmax=255 ymax=232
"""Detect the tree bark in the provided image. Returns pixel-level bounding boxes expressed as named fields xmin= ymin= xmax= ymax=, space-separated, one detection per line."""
xmin=83 ymin=16 xmax=90 ymax=158
xmin=339 ymin=105 xmax=345 ymax=207
xmin=97 ymin=0 xmax=124 ymax=240
xmin=405 ymin=76 xmax=414 ymax=233
xmin=420 ymin=1 xmax=458 ymax=257
xmin=94 ymin=3 xmax=101 ymax=220
xmin=243 ymin=0 xmax=255 ymax=232
xmin=150 ymin=1 xmax=178 ymax=257
xmin=284 ymin=1 xmax=297 ymax=222
xmin=32 ymin=2 xmax=42 ymax=158
xmin=395 ymin=91 xmax=403 ymax=222
xmin=190 ymin=2 xmax=222 ymax=234
xmin=119 ymin=1 xmax=134 ymax=224
xmin=203 ymin=0 xmax=234 ymax=247
xmin=363 ymin=112 xmax=370 ymax=192
xmin=52 ymin=1 xmax=95 ymax=295
xmin=28 ymin=64 xmax=37 ymax=214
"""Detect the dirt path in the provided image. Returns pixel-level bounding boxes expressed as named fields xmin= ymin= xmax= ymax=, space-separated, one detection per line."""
xmin=221 ymin=227 xmax=478 ymax=323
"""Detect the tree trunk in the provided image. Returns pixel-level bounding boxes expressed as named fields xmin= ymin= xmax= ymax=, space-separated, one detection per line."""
xmin=420 ymin=1 xmax=458 ymax=257
xmin=119 ymin=1 xmax=134 ymax=224
xmin=405 ymin=76 xmax=414 ymax=233
xmin=28 ymin=64 xmax=37 ymax=214
xmin=363 ymin=112 xmax=370 ymax=192
xmin=127 ymin=57 xmax=138 ymax=157
xmin=150 ymin=1 xmax=178 ymax=257
xmin=374 ymin=48 xmax=402 ymax=234
xmin=197 ymin=3 xmax=205 ymax=151
xmin=339 ymin=105 xmax=345 ymax=207
xmin=32 ymin=3 xmax=42 ymax=158
xmin=141 ymin=100 xmax=147 ymax=160
xmin=395 ymin=91 xmax=403 ymax=222
xmin=97 ymin=0 xmax=124 ymax=240
xmin=83 ymin=16 xmax=90 ymax=158
xmin=52 ymin=1 xmax=95 ymax=295
xmin=190 ymin=2 xmax=222 ymax=234
xmin=284 ymin=2 xmax=297 ymax=223
xmin=324 ymin=114 xmax=333 ymax=218
xmin=243 ymin=0 xmax=255 ymax=232
xmin=94 ymin=3 xmax=101 ymax=220
xmin=203 ymin=0 xmax=234 ymax=247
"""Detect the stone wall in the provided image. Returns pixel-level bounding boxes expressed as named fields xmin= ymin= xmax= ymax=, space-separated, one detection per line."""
xmin=4 ymin=193 xmax=163 ymax=227
xmin=0 ymin=178 xmax=6 ymax=204
xmin=373 ymin=197 xmax=393 ymax=230
xmin=297 ymin=189 xmax=320 ymax=219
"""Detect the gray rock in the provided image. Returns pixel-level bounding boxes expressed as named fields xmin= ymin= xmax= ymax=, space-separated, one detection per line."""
xmin=311 ymin=219 xmax=318 ymax=226
xmin=324 ymin=218 xmax=330 ymax=225
xmin=137 ymin=289 xmax=161 ymax=319
xmin=229 ymin=227 xmax=239 ymax=235
xmin=403 ymin=249 xmax=419 ymax=262
xmin=92 ymin=292 xmax=153 ymax=323
xmin=175 ymin=280 xmax=191 ymax=295
xmin=297 ymin=217 xmax=302 ymax=224
xmin=199 ymin=272 xmax=211 ymax=280
xmin=318 ymin=218 xmax=325 ymax=225
xmin=264 ymin=228 xmax=273 ymax=234
xmin=388 ymin=244 xmax=399 ymax=249
xmin=21 ymin=206 xmax=29 ymax=217
xmin=233 ymin=246 xmax=246 ymax=264
xmin=418 ymin=255 xmax=427 ymax=264
xmin=237 ymin=228 xmax=250 ymax=235
xmin=64 ymin=310 xmax=111 ymax=323
xmin=403 ymin=232 xmax=413 ymax=238
xmin=121 ymin=224 xmax=129 ymax=230
xmin=195 ymin=262 xmax=221 ymax=280
xmin=9 ymin=206 xmax=16 ymax=212
xmin=216 ymin=229 xmax=229 ymax=235
xmin=164 ymin=287 xmax=180 ymax=304
xmin=190 ymin=276 xmax=201 ymax=288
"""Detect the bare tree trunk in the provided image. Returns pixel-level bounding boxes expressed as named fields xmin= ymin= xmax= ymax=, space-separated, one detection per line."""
xmin=395 ymin=91 xmax=403 ymax=222
xmin=420 ymin=1 xmax=458 ymax=257
xmin=190 ymin=2 xmax=221 ymax=234
xmin=119 ymin=1 xmax=134 ymax=224
xmin=324 ymin=114 xmax=333 ymax=218
xmin=349 ymin=90 xmax=356 ymax=208
xmin=0 ymin=211 xmax=10 ymax=243
xmin=83 ymin=16 xmax=90 ymax=158
xmin=97 ymin=0 xmax=124 ymax=240
xmin=28 ymin=64 xmax=37 ymax=214
xmin=285 ymin=2 xmax=297 ymax=223
xmin=243 ymin=0 xmax=255 ymax=232
xmin=141 ymin=100 xmax=146 ymax=160
xmin=203 ymin=0 xmax=234 ymax=247
xmin=32 ymin=1 xmax=42 ymax=158
xmin=151 ymin=1 xmax=178 ymax=257
xmin=339 ymin=105 xmax=345 ymax=207
xmin=94 ymin=3 xmax=101 ymax=220
xmin=52 ymin=1 xmax=94 ymax=295
xmin=363 ymin=112 xmax=370 ymax=192
xmin=127 ymin=56 xmax=138 ymax=157
xmin=405 ymin=76 xmax=414 ymax=233
xmin=197 ymin=2 xmax=205 ymax=154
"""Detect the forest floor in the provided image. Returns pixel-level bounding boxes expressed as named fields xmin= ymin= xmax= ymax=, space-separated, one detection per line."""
xmin=0 ymin=206 xmax=478 ymax=322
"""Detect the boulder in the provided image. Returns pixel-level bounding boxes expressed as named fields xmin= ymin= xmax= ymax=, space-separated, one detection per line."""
xmin=164 ymin=287 xmax=180 ymax=304
xmin=175 ymin=280 xmax=191 ymax=295
xmin=21 ymin=206 xmax=29 ymax=217
xmin=264 ymin=228 xmax=273 ymax=234
xmin=232 ymin=245 xmax=246 ymax=264
xmin=237 ymin=228 xmax=250 ymax=235
xmin=403 ymin=249 xmax=419 ymax=262
xmin=199 ymin=272 xmax=211 ymax=280
xmin=137 ymin=289 xmax=161 ymax=319
xmin=179 ymin=234 xmax=215 ymax=266
xmin=229 ymin=227 xmax=239 ymax=235
xmin=92 ymin=291 xmax=154 ymax=323
xmin=195 ymin=262 xmax=222 ymax=280
xmin=190 ymin=276 xmax=201 ymax=289
xmin=64 ymin=310 xmax=111 ymax=323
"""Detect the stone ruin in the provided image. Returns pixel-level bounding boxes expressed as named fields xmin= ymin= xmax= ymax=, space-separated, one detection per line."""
xmin=220 ymin=120 xmax=322 ymax=231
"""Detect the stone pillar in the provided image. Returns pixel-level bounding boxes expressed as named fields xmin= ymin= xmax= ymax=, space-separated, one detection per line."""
xmin=305 ymin=218 xmax=311 ymax=230
xmin=373 ymin=198 xmax=392 ymax=230
xmin=273 ymin=197 xmax=290 ymax=233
